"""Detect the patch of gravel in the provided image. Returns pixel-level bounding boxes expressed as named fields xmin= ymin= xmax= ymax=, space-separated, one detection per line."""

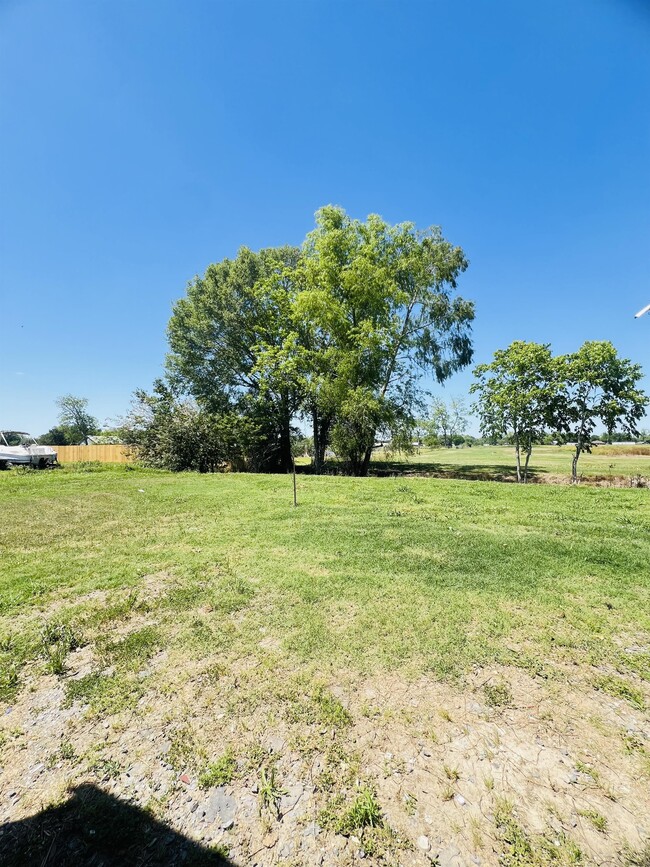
xmin=1 ymin=653 xmax=649 ymax=866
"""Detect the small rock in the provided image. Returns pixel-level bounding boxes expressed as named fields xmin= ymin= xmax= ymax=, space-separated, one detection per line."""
xmin=263 ymin=830 xmax=278 ymax=848
xmin=417 ymin=836 xmax=431 ymax=851
xmin=222 ymin=819 xmax=234 ymax=830
xmin=567 ymin=771 xmax=579 ymax=785
xmin=453 ymin=793 xmax=466 ymax=806
xmin=179 ymin=774 xmax=191 ymax=785
xmin=190 ymin=802 xmax=198 ymax=813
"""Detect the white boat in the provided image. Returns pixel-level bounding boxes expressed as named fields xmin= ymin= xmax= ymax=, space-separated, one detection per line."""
xmin=0 ymin=431 xmax=57 ymax=469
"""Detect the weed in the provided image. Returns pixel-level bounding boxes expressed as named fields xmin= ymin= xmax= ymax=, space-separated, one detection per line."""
xmin=578 ymin=808 xmax=607 ymax=833
xmin=441 ymin=784 xmax=455 ymax=801
xmin=258 ymin=765 xmax=286 ymax=819
xmin=63 ymin=672 xmax=143 ymax=716
xmin=484 ymin=680 xmax=513 ymax=708
xmin=333 ymin=786 xmax=383 ymax=835
xmin=443 ymin=763 xmax=460 ymax=782
xmin=47 ymin=740 xmax=78 ymax=767
xmin=470 ymin=815 xmax=484 ymax=850
xmin=593 ymin=675 xmax=645 ymax=710
xmin=403 ymin=792 xmax=417 ymax=816
xmin=622 ymin=732 xmax=645 ymax=754
xmin=98 ymin=625 xmax=160 ymax=669
xmin=198 ymin=748 xmax=237 ymax=789
xmin=167 ymin=723 xmax=203 ymax=772
xmin=484 ymin=774 xmax=494 ymax=791
xmin=91 ymin=757 xmax=122 ymax=779
xmin=575 ymin=760 xmax=599 ymax=782
xmin=244 ymin=741 xmax=267 ymax=771
xmin=0 ymin=663 xmax=19 ymax=701
xmin=494 ymin=799 xmax=534 ymax=865
xmin=40 ymin=621 xmax=83 ymax=675
xmin=624 ymin=843 xmax=650 ymax=867
xmin=439 ymin=708 xmax=453 ymax=722
xmin=44 ymin=643 xmax=69 ymax=675
xmin=313 ymin=685 xmax=352 ymax=728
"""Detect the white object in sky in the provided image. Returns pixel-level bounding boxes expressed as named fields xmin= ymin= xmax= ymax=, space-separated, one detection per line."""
xmin=634 ymin=303 xmax=650 ymax=318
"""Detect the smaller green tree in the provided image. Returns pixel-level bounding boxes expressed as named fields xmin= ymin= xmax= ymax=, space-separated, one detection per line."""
xmin=37 ymin=425 xmax=75 ymax=445
xmin=55 ymin=395 xmax=99 ymax=443
xmin=471 ymin=342 xmax=558 ymax=483
xmin=422 ymin=397 xmax=467 ymax=447
xmin=555 ymin=341 xmax=648 ymax=482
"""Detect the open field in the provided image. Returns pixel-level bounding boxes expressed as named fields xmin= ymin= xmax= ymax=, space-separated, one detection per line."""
xmin=1 ymin=466 xmax=649 ymax=865
xmin=369 ymin=445 xmax=650 ymax=484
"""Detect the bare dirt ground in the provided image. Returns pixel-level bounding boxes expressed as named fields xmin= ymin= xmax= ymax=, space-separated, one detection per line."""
xmin=1 ymin=621 xmax=649 ymax=866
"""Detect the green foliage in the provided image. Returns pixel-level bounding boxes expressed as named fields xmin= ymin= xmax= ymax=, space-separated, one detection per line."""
xmin=297 ymin=206 xmax=474 ymax=475
xmin=55 ymin=394 xmax=99 ymax=443
xmin=312 ymin=686 xmax=352 ymax=728
xmin=493 ymin=799 xmax=583 ymax=865
xmin=472 ymin=341 xmax=558 ymax=482
xmin=484 ymin=680 xmax=513 ymax=707
xmin=555 ymin=341 xmax=648 ymax=482
xmin=593 ymin=675 xmax=645 ymax=710
xmin=198 ymin=748 xmax=237 ymax=789
xmin=258 ymin=765 xmax=286 ymax=818
xmin=164 ymin=207 xmax=474 ymax=476
xmin=63 ymin=672 xmax=143 ymax=716
xmin=625 ymin=843 xmax=650 ymax=867
xmin=577 ymin=809 xmax=607 ymax=832
xmin=422 ymin=396 xmax=468 ymax=448
xmin=98 ymin=626 xmax=161 ymax=669
xmin=91 ymin=757 xmax=122 ymax=779
xmin=121 ymin=380 xmax=267 ymax=473
xmin=37 ymin=424 xmax=76 ymax=445
xmin=40 ymin=621 xmax=83 ymax=675
xmin=167 ymin=245 xmax=302 ymax=473
xmin=333 ymin=786 xmax=383 ymax=835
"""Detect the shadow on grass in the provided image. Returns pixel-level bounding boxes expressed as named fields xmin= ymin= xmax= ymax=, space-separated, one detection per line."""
xmin=299 ymin=460 xmax=548 ymax=481
xmin=375 ymin=461 xmax=548 ymax=480
xmin=0 ymin=783 xmax=233 ymax=866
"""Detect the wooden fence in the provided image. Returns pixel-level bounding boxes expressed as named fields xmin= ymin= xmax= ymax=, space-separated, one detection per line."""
xmin=53 ymin=444 xmax=135 ymax=464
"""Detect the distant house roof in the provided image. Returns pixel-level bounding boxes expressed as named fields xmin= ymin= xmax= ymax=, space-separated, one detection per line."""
xmin=79 ymin=435 xmax=124 ymax=445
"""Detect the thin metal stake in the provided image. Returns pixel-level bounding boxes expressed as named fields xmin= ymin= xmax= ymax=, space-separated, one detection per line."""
xmin=292 ymin=459 xmax=298 ymax=507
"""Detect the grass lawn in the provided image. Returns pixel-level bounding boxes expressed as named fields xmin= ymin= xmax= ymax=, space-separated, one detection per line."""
xmin=1 ymin=466 xmax=649 ymax=865
xmin=370 ymin=444 xmax=650 ymax=482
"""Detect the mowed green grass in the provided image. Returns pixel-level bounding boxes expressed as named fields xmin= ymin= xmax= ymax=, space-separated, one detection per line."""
xmin=1 ymin=465 xmax=649 ymax=698
xmin=372 ymin=443 xmax=650 ymax=480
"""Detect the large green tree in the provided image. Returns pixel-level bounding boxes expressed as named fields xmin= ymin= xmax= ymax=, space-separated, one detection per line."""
xmin=167 ymin=246 xmax=301 ymax=472
xmin=294 ymin=206 xmax=475 ymax=475
xmin=55 ymin=395 xmax=99 ymax=444
xmin=471 ymin=342 xmax=558 ymax=483
xmin=555 ymin=341 xmax=648 ymax=482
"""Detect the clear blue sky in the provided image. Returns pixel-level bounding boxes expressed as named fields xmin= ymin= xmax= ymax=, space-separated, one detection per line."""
xmin=2 ymin=0 xmax=649 ymax=435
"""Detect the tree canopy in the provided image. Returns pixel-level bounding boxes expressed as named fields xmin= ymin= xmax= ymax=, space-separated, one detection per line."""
xmin=555 ymin=341 xmax=648 ymax=481
xmin=55 ymin=395 xmax=99 ymax=444
xmin=165 ymin=206 xmax=475 ymax=475
xmin=471 ymin=342 xmax=558 ymax=482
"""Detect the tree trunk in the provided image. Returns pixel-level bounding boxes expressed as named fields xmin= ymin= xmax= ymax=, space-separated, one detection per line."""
xmin=312 ymin=408 xmax=331 ymax=474
xmin=514 ymin=438 xmax=522 ymax=483
xmin=279 ymin=411 xmax=292 ymax=473
xmin=359 ymin=442 xmax=374 ymax=477
xmin=571 ymin=446 xmax=580 ymax=483
xmin=523 ymin=448 xmax=532 ymax=483
xmin=312 ymin=406 xmax=321 ymax=475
